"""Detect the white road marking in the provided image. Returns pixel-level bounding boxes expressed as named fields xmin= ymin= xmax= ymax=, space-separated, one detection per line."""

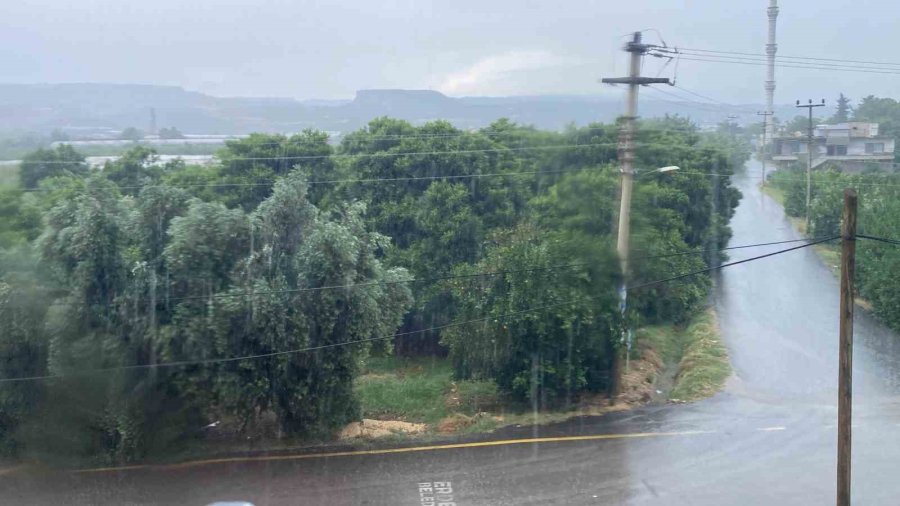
xmin=756 ymin=426 xmax=787 ymax=432
xmin=417 ymin=481 xmax=456 ymax=506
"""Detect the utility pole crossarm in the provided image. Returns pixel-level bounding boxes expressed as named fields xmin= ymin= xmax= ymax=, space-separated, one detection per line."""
xmin=600 ymin=77 xmax=672 ymax=85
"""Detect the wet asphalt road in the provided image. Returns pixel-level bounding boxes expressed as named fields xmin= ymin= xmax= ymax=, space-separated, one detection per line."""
xmin=6 ymin=162 xmax=900 ymax=505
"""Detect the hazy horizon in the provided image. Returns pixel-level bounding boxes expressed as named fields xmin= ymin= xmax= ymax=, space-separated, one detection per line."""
xmin=3 ymin=0 xmax=899 ymax=105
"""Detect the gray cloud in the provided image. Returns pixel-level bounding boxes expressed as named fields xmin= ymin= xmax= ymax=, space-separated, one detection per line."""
xmin=1 ymin=0 xmax=896 ymax=105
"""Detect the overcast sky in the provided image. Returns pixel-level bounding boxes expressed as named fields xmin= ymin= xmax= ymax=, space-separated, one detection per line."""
xmin=2 ymin=0 xmax=897 ymax=106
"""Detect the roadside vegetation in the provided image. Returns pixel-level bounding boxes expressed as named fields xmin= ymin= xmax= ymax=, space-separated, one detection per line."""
xmin=669 ymin=310 xmax=730 ymax=401
xmin=351 ymin=308 xmax=729 ymax=439
xmin=0 ymin=116 xmax=746 ymax=465
xmin=769 ymin=165 xmax=900 ymax=330
xmin=635 ymin=308 xmax=729 ymax=403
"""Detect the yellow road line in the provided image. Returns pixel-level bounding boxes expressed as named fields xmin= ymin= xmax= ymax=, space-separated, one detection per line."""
xmin=74 ymin=430 xmax=715 ymax=475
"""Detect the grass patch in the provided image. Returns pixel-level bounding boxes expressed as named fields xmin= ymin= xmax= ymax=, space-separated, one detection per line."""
xmin=456 ymin=380 xmax=501 ymax=414
xmin=669 ymin=310 xmax=730 ymax=401
xmin=634 ymin=323 xmax=681 ymax=365
xmin=355 ymin=310 xmax=731 ymax=441
xmin=635 ymin=309 xmax=731 ymax=403
xmin=356 ymin=356 xmax=453 ymax=424
xmin=761 ymin=182 xmax=785 ymax=204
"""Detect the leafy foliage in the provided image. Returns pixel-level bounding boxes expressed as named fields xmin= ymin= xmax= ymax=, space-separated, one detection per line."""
xmin=158 ymin=127 xmax=185 ymax=140
xmin=0 ymin=115 xmax=742 ymax=461
xmin=18 ymin=144 xmax=88 ymax=189
xmin=772 ymin=166 xmax=900 ymax=330
xmin=833 ymin=93 xmax=852 ymax=123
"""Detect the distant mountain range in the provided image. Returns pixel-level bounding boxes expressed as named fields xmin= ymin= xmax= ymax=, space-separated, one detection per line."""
xmin=0 ymin=83 xmax=795 ymax=136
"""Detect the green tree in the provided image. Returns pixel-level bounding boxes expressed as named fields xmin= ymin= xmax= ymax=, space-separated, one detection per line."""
xmin=163 ymin=175 xmax=412 ymax=436
xmin=0 ymin=271 xmax=49 ymax=456
xmin=49 ymin=129 xmax=70 ymax=143
xmin=102 ymin=146 xmax=162 ymax=195
xmin=216 ymin=130 xmax=334 ymax=210
xmin=158 ymin=127 xmax=185 ymax=139
xmin=442 ymin=224 xmax=619 ymax=405
xmin=0 ymin=186 xmax=42 ymax=248
xmin=832 ymin=93 xmax=852 ymax=123
xmin=18 ymin=145 xmax=88 ymax=189
xmin=120 ymin=127 xmax=144 ymax=141
xmin=36 ymin=176 xmax=144 ymax=462
xmin=782 ymin=115 xmax=822 ymax=135
xmin=337 ymin=118 xmax=531 ymax=354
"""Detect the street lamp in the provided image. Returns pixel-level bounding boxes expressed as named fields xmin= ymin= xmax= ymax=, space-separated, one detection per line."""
xmin=632 ymin=165 xmax=680 ymax=176
xmin=616 ymin=165 xmax=680 ymax=381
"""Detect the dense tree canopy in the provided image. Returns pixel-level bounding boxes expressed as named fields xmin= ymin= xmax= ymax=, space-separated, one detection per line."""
xmin=18 ymin=144 xmax=88 ymax=189
xmin=0 ymin=115 xmax=744 ymax=463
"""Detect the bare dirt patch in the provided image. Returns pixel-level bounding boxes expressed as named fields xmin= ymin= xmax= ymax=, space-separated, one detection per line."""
xmin=338 ymin=419 xmax=427 ymax=440
xmin=437 ymin=413 xmax=475 ymax=434
xmin=616 ymin=347 xmax=666 ymax=406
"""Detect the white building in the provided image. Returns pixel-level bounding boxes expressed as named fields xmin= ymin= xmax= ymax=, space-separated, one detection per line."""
xmin=772 ymin=122 xmax=895 ymax=171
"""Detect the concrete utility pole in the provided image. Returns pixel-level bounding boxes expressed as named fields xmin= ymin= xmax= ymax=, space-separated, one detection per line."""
xmin=757 ymin=111 xmax=773 ymax=185
xmin=601 ymin=32 xmax=671 ymax=396
xmin=837 ymin=188 xmax=857 ymax=506
xmin=796 ymin=99 xmax=826 ymax=230
xmin=765 ymin=0 xmax=779 ymax=142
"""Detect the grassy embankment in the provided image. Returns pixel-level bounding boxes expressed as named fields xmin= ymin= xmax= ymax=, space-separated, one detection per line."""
xmin=634 ymin=308 xmax=730 ymax=402
xmin=355 ymin=308 xmax=730 ymax=437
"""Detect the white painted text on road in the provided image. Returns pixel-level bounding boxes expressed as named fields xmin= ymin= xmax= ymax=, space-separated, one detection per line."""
xmin=418 ymin=481 xmax=456 ymax=506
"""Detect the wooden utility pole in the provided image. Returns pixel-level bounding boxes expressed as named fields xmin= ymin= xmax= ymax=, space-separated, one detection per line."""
xmin=837 ymin=188 xmax=856 ymax=506
xmin=601 ymin=32 xmax=670 ymax=397
xmin=796 ymin=99 xmax=826 ymax=230
xmin=757 ymin=111 xmax=773 ymax=185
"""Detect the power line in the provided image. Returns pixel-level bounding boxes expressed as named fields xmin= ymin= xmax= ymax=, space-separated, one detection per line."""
xmin=0 ymin=236 xmax=835 ymax=384
xmin=679 ymin=53 xmax=900 ymax=73
xmin=25 ymin=123 xmax=708 ymax=166
xmin=665 ymin=55 xmax=900 ymax=76
xmin=57 ymin=124 xmax=704 ymax=151
xmin=20 ymin=133 xmax=721 ymax=168
xmin=767 ymin=174 xmax=900 ymax=190
xmin=0 ymin=296 xmax=591 ymax=384
xmin=670 ymin=85 xmax=758 ymax=114
xmin=641 ymin=86 xmax=758 ymax=116
xmin=628 ymin=235 xmax=838 ymax=291
xmin=20 ymin=141 xmax=753 ymax=193
xmin=665 ymin=47 xmax=900 ymax=68
xmin=632 ymin=236 xmax=837 ymax=261
xmin=857 ymin=234 xmax=900 ymax=246
xmin=52 ymin=238 xmax=820 ymax=307
xmin=21 ymin=143 xmax=618 ymax=166
xmin=21 ymin=166 xmax=606 ymax=194
xmin=669 ymin=51 xmax=900 ymax=73
xmin=120 ymin=262 xmax=592 ymax=305
xmin=643 ymin=87 xmax=728 ymax=113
